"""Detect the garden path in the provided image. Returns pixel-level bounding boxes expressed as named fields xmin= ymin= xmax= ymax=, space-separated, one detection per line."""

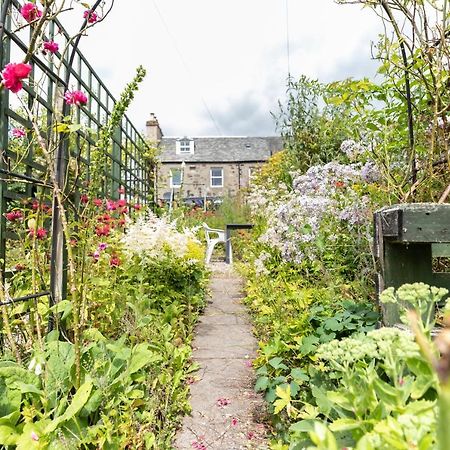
xmin=175 ymin=262 xmax=268 ymax=450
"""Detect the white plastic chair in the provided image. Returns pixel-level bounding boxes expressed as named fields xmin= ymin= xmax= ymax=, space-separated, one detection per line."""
xmin=203 ymin=223 xmax=232 ymax=264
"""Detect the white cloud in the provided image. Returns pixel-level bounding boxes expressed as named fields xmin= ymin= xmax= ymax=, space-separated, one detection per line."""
xmin=66 ymin=0 xmax=383 ymax=137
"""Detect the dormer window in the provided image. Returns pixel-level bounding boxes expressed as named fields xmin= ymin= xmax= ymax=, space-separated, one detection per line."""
xmin=176 ymin=138 xmax=195 ymax=154
xmin=180 ymin=139 xmax=190 ymax=153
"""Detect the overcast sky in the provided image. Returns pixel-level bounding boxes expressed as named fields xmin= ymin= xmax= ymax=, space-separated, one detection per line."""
xmin=74 ymin=0 xmax=383 ymax=137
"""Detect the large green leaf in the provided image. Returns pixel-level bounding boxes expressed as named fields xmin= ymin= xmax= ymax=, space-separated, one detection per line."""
xmin=122 ymin=343 xmax=158 ymax=378
xmin=255 ymin=376 xmax=269 ymax=392
xmin=44 ymin=381 xmax=93 ymax=434
xmin=0 ymin=423 xmax=19 ymax=445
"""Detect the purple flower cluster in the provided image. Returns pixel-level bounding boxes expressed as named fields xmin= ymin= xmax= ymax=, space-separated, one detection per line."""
xmin=249 ymin=159 xmax=380 ymax=265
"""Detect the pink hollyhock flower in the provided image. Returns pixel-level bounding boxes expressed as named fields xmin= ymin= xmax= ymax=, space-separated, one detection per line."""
xmin=64 ymin=90 xmax=87 ymax=106
xmin=110 ymin=255 xmax=120 ymax=267
xmin=83 ymin=9 xmax=99 ymax=23
xmin=117 ymin=199 xmax=127 ymax=208
xmin=92 ymin=250 xmax=100 ymax=261
xmin=93 ymin=198 xmax=103 ymax=207
xmin=28 ymin=227 xmax=47 ymax=239
xmin=80 ymin=193 xmax=89 ymax=204
xmin=98 ymin=242 xmax=108 ymax=251
xmin=21 ymin=3 xmax=42 ymax=23
xmin=5 ymin=210 xmax=24 ymax=221
xmin=43 ymin=41 xmax=59 ymax=54
xmin=246 ymin=431 xmax=255 ymax=440
xmin=133 ymin=203 xmax=141 ymax=210
xmin=95 ymin=225 xmax=110 ymax=237
xmin=1 ymin=63 xmax=32 ymax=93
xmin=31 ymin=200 xmax=40 ymax=210
xmin=117 ymin=218 xmax=126 ymax=227
xmin=12 ymin=127 xmax=26 ymax=138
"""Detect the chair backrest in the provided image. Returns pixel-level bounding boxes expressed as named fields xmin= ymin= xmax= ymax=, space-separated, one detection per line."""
xmin=203 ymin=223 xmax=225 ymax=242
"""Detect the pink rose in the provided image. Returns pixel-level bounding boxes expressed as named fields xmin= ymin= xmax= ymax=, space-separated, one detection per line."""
xmin=106 ymin=200 xmax=117 ymax=211
xmin=43 ymin=41 xmax=59 ymax=54
xmin=64 ymin=90 xmax=88 ymax=106
xmin=1 ymin=63 xmax=32 ymax=93
xmin=5 ymin=210 xmax=23 ymax=221
xmin=83 ymin=9 xmax=99 ymax=23
xmin=20 ymin=3 xmax=42 ymax=23
xmin=28 ymin=227 xmax=47 ymax=240
xmin=110 ymin=255 xmax=121 ymax=267
xmin=12 ymin=127 xmax=26 ymax=138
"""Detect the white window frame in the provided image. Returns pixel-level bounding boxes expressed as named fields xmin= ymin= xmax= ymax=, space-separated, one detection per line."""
xmin=170 ymin=168 xmax=183 ymax=188
xmin=210 ymin=167 xmax=223 ymax=188
xmin=176 ymin=138 xmax=195 ymax=155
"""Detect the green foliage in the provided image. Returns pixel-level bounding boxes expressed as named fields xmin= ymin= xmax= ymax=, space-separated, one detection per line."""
xmin=275 ymin=76 xmax=365 ymax=172
xmin=276 ymin=283 xmax=450 ymax=450
xmin=0 ymin=249 xmax=208 ymax=448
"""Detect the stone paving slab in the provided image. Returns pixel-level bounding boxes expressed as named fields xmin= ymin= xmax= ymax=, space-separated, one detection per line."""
xmin=174 ymin=263 xmax=268 ymax=450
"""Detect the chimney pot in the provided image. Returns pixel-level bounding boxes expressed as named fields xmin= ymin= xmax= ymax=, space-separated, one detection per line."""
xmin=146 ymin=113 xmax=163 ymax=143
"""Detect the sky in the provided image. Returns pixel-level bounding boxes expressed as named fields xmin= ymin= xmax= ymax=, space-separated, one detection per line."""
xmin=72 ymin=0 xmax=384 ymax=138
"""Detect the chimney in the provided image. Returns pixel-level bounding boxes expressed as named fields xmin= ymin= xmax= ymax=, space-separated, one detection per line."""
xmin=146 ymin=113 xmax=163 ymax=143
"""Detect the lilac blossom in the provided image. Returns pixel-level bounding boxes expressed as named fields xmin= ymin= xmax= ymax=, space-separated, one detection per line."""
xmin=248 ymin=159 xmax=377 ymax=266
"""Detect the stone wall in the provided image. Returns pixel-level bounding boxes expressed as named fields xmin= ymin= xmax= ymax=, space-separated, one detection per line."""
xmin=157 ymin=162 xmax=262 ymax=199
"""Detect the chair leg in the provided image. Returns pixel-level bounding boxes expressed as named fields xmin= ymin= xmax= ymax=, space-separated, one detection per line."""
xmin=205 ymin=243 xmax=214 ymax=264
xmin=205 ymin=239 xmax=219 ymax=264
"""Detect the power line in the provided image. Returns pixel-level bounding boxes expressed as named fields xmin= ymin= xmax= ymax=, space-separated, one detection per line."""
xmin=151 ymin=0 xmax=223 ymax=136
xmin=285 ymin=0 xmax=291 ymax=78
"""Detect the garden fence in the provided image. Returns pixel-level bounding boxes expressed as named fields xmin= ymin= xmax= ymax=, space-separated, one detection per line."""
xmin=0 ymin=0 xmax=155 ymax=327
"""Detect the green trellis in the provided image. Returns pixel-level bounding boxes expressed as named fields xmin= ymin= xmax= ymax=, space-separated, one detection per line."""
xmin=0 ymin=0 xmax=155 ymax=310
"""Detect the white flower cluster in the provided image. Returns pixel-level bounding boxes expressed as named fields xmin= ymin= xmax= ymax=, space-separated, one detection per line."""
xmin=254 ymin=251 xmax=271 ymax=276
xmin=122 ymin=213 xmax=201 ymax=260
xmin=316 ymin=327 xmax=419 ymax=366
xmin=247 ymin=182 xmax=289 ymax=218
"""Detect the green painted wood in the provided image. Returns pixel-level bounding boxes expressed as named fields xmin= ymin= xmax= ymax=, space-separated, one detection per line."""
xmin=0 ymin=0 xmax=156 ymax=313
xmin=432 ymin=243 xmax=450 ymax=257
xmin=380 ymin=203 xmax=450 ymax=243
xmin=381 ymin=242 xmax=433 ymax=325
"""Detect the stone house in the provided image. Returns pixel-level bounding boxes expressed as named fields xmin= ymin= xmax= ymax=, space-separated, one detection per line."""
xmin=145 ymin=114 xmax=282 ymax=201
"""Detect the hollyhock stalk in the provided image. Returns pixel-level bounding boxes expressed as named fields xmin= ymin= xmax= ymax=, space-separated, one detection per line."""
xmin=24 ymin=106 xmax=84 ymax=388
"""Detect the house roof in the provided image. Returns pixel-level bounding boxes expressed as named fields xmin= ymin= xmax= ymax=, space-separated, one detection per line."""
xmin=159 ymin=136 xmax=283 ymax=163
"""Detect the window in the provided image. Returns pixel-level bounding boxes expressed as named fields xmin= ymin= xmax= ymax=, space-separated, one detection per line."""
xmin=210 ymin=167 xmax=223 ymax=188
xmin=180 ymin=139 xmax=191 ymax=153
xmin=170 ymin=169 xmax=182 ymax=188
xmin=176 ymin=138 xmax=194 ymax=154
